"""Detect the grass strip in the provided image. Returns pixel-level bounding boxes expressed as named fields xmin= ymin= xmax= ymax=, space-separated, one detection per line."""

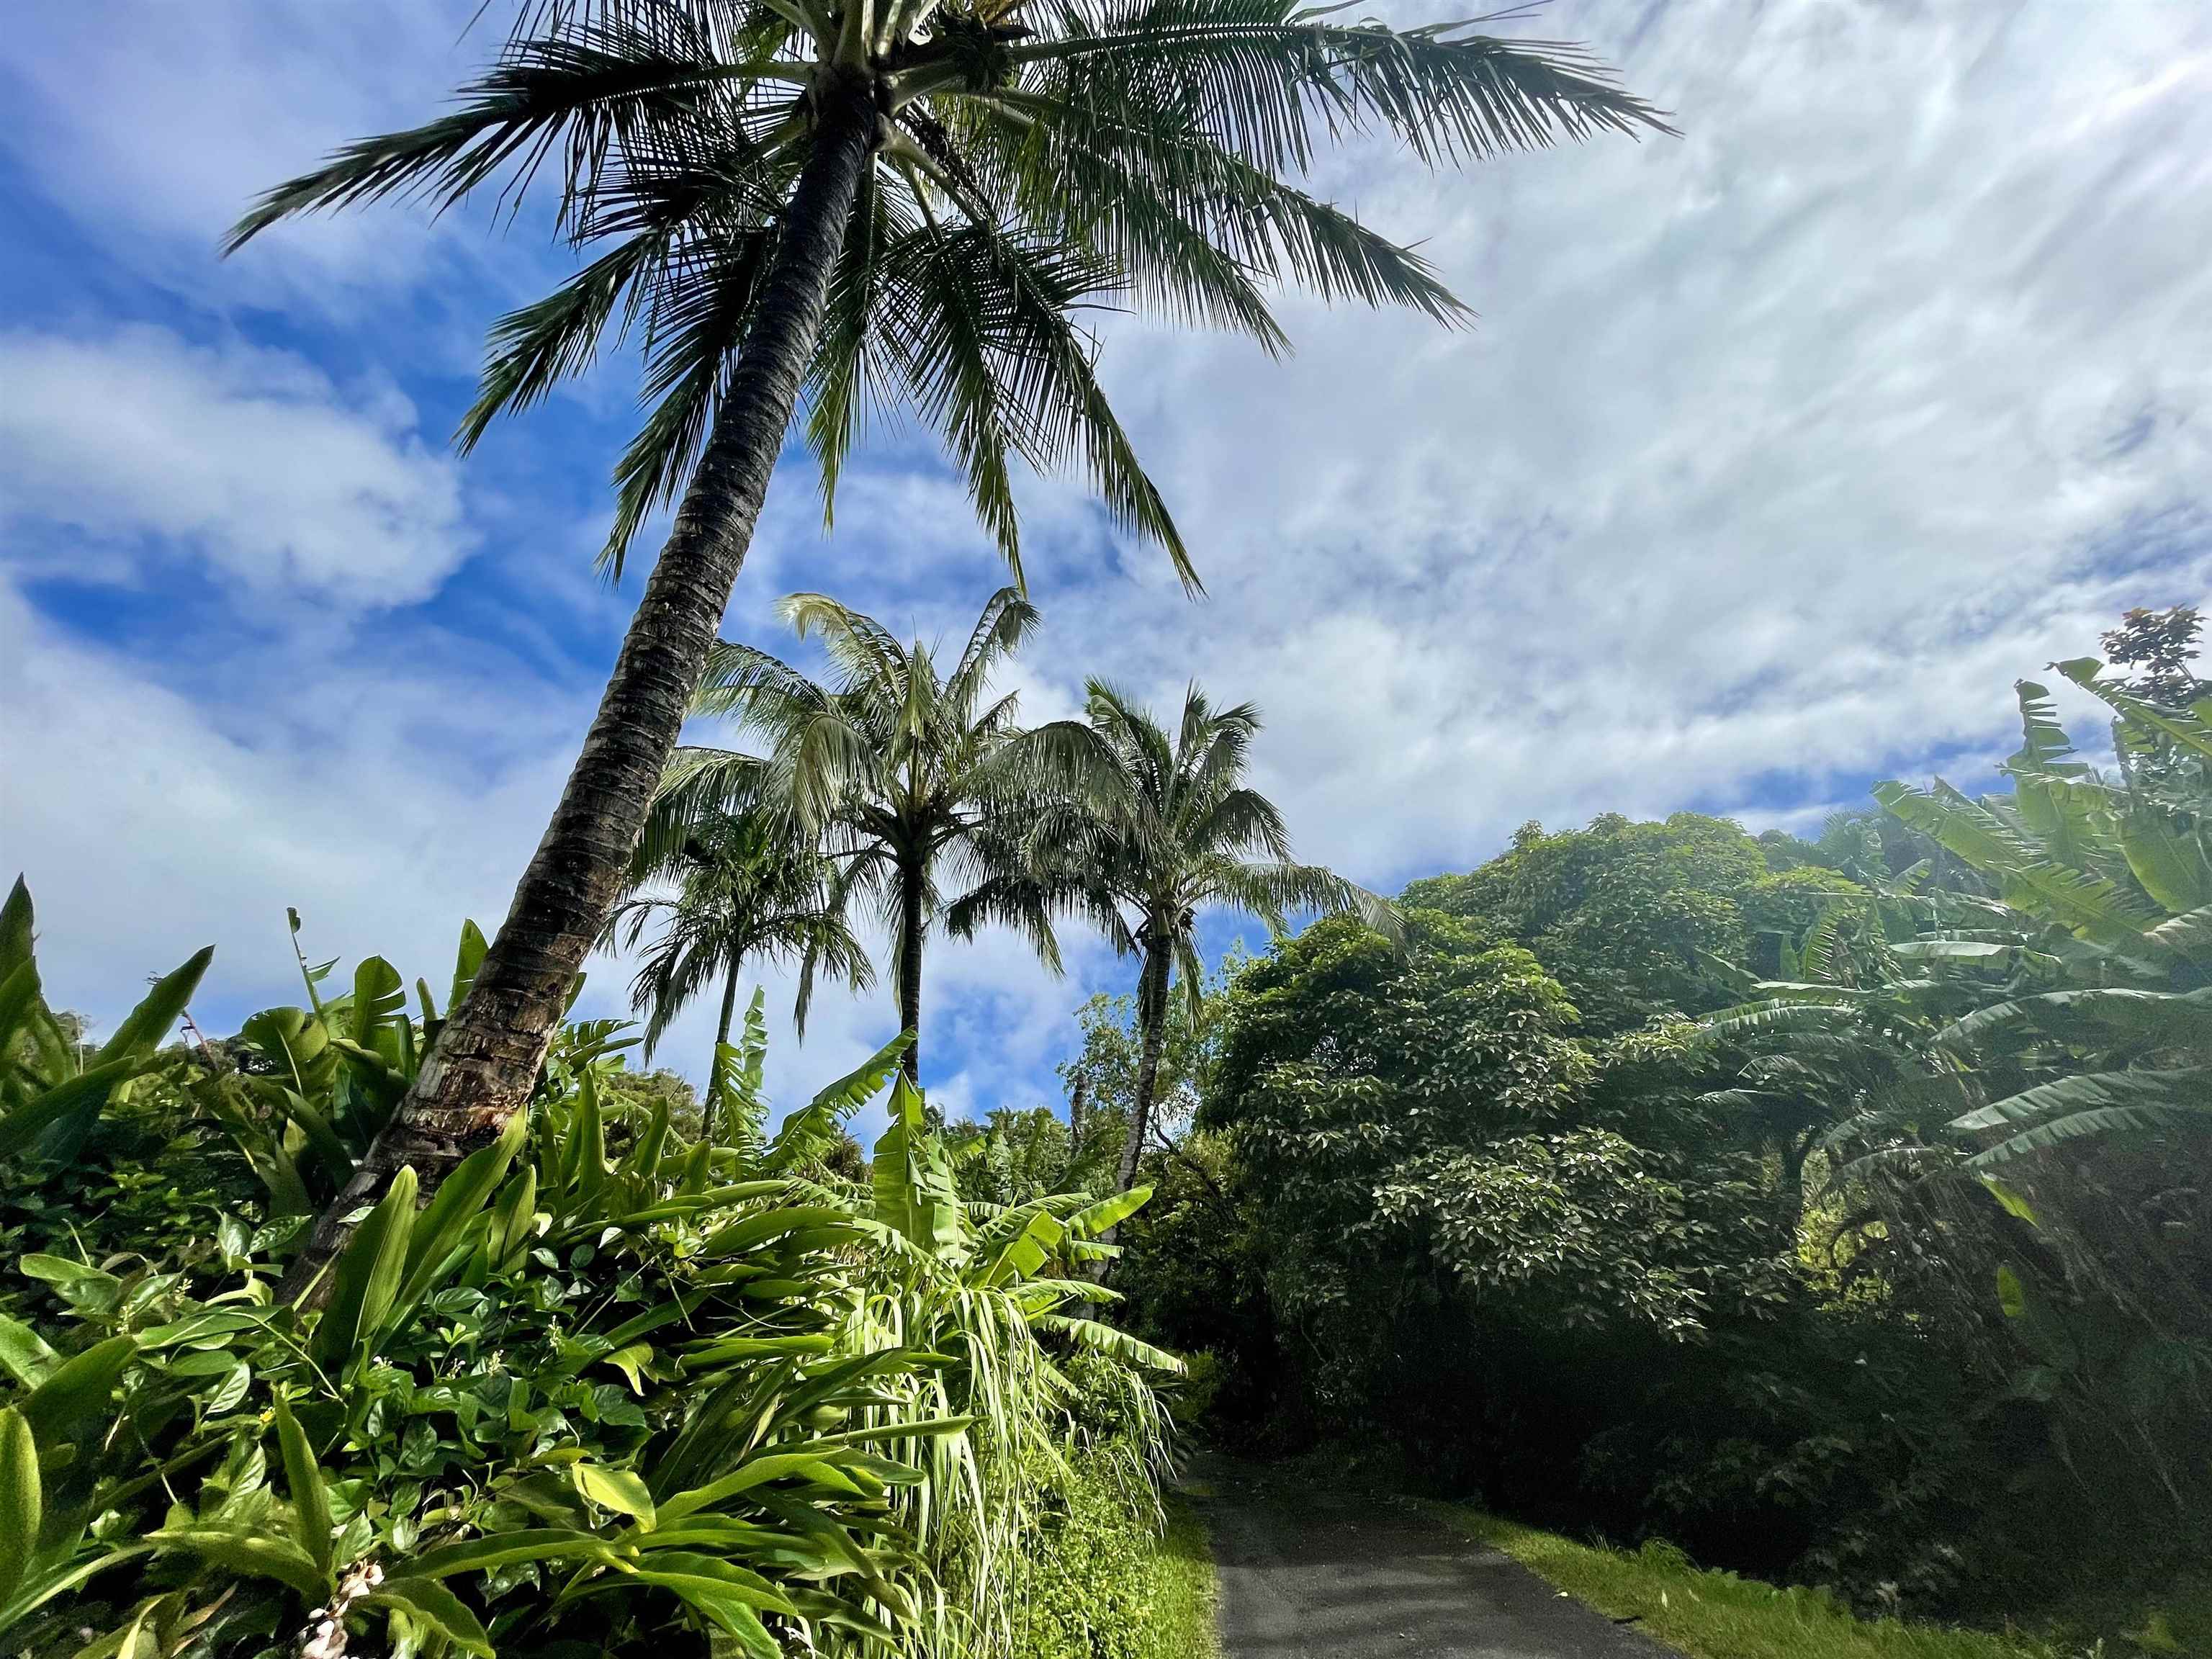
xmin=1419 ymin=1503 xmax=2055 ymax=1659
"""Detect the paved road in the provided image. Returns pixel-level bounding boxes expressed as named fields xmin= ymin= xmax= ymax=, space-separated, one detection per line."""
xmin=1185 ymin=1460 xmax=1677 ymax=1659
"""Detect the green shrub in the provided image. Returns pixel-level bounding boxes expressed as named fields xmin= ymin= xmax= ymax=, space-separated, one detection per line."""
xmin=0 ymin=887 xmax=1181 ymax=1659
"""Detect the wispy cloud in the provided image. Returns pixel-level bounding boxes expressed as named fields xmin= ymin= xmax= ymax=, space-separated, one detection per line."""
xmin=0 ymin=327 xmax=469 ymax=606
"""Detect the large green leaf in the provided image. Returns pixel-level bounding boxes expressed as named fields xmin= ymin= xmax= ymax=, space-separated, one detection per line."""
xmin=143 ymin=1525 xmax=325 ymax=1599
xmin=0 ymin=961 xmax=41 ymax=1057
xmin=271 ymin=1396 xmax=334 ymax=1580
xmin=1953 ymin=1069 xmax=2210 ymax=1167
xmin=393 ymin=1110 xmax=529 ymax=1321
xmin=93 ymin=946 xmax=214 ymax=1066
xmin=449 ymin=920 xmax=490 ymax=1016
xmin=406 ymin=1527 xmax=615 ymax=1580
xmin=0 ymin=1317 xmax=57 ymax=1389
xmin=238 ymin=1007 xmax=339 ymax=1101
xmin=313 ymin=1166 xmax=418 ymax=1369
xmin=20 ymin=1335 xmax=135 ymax=1444
xmin=1065 ymin=1185 xmax=1152 ymax=1240
xmin=2116 ymin=807 xmax=2212 ymax=915
xmin=871 ymin=1074 xmax=964 ymax=1258
xmin=0 ymin=879 xmax=32 ymax=989
xmin=1030 ymin=1314 xmax=1184 ymax=1374
xmin=362 ymin=1575 xmax=494 ymax=1657
xmin=0 ymin=1057 xmax=143 ymax=1165
xmin=2056 ymin=657 xmax=2212 ymax=763
xmin=0 ymin=1408 xmax=39 ymax=1606
xmin=1937 ymin=986 xmax=2212 ymax=1056
xmin=763 ymin=1033 xmax=909 ymax=1174
xmin=565 ymin=1069 xmax=608 ymax=1210
xmin=616 ymin=1558 xmax=788 ymax=1653
xmin=345 ymin=956 xmax=408 ymax=1053
xmin=983 ymin=1208 xmax=1067 ymax=1287
xmin=696 ymin=1205 xmax=860 ymax=1259
xmin=572 ymin=1462 xmax=657 ymax=1529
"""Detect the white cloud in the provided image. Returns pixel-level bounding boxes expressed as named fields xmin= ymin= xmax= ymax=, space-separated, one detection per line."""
xmin=0 ymin=327 xmax=469 ymax=606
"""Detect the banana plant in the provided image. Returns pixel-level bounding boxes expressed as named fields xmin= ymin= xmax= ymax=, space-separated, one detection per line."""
xmin=848 ymin=1072 xmax=1180 ymax=1658
xmin=1871 ymin=669 xmax=2212 ymax=1166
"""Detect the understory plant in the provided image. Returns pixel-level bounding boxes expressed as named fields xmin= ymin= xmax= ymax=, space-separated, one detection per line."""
xmin=0 ymin=893 xmax=1179 ymax=1659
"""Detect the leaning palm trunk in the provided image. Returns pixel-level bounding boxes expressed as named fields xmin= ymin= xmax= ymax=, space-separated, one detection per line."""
xmin=279 ymin=73 xmax=879 ymax=1300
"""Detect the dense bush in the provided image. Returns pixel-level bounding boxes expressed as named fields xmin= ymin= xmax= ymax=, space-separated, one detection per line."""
xmin=1005 ymin=1360 xmax=1192 ymax=1659
xmin=1114 ymin=649 xmax=2212 ymax=1635
xmin=0 ymin=892 xmax=1179 ymax=1659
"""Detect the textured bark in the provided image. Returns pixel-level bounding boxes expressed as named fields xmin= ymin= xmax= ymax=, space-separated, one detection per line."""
xmin=1115 ymin=932 xmax=1172 ymax=1196
xmin=896 ymin=856 xmax=925 ymax=1084
xmin=702 ymin=958 xmax=742 ymax=1142
xmin=278 ymin=71 xmax=881 ymax=1304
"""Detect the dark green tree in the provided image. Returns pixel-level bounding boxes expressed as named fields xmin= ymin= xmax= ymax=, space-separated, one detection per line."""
xmin=2101 ymin=604 xmax=2206 ymax=708
xmin=1408 ymin=812 xmax=1772 ymax=1033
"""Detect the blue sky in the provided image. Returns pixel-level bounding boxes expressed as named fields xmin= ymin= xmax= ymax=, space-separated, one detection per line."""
xmin=4 ymin=0 xmax=2210 ymax=1128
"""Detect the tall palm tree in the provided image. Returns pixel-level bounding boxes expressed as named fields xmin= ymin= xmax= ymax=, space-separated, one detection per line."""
xmin=653 ymin=587 xmax=1068 ymax=1079
xmin=960 ymin=681 xmax=1397 ymax=1195
xmin=605 ymin=806 xmax=872 ymax=1132
xmin=233 ymin=0 xmax=1668 ymax=1288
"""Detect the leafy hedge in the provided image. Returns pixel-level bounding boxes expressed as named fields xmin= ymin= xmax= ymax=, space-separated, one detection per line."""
xmin=0 ymin=888 xmax=1181 ymax=1659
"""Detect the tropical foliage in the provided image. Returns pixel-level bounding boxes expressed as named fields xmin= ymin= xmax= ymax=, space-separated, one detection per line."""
xmin=0 ymin=893 xmax=1178 ymax=1659
xmin=1699 ymin=659 xmax=2212 ymax=1578
xmin=1104 ymin=624 xmax=2212 ymax=1645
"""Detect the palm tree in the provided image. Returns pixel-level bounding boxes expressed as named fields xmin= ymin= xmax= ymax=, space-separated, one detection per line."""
xmin=605 ymin=806 xmax=872 ymax=1133
xmin=233 ymin=0 xmax=1668 ymax=1287
xmin=653 ymin=587 xmax=1069 ymax=1079
xmin=961 ymin=681 xmax=1397 ymax=1195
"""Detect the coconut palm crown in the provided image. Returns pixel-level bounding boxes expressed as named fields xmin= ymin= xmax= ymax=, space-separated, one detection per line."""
xmin=652 ymin=587 xmax=1078 ymax=1079
xmin=232 ymin=0 xmax=1669 ymax=582
xmin=956 ymin=680 xmax=1400 ymax=1193
xmin=605 ymin=804 xmax=873 ymax=1119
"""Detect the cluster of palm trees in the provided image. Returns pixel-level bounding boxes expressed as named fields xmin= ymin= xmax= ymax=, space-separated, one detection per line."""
xmin=228 ymin=0 xmax=1666 ymax=1282
xmin=613 ymin=584 xmax=1391 ymax=1192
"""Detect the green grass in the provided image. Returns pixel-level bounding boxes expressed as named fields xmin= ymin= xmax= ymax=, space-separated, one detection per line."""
xmin=1148 ymin=1494 xmax=1223 ymax=1659
xmin=1419 ymin=1505 xmax=2061 ymax=1659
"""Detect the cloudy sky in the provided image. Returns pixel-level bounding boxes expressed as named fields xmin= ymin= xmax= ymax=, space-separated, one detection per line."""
xmin=4 ymin=0 xmax=2209 ymax=1125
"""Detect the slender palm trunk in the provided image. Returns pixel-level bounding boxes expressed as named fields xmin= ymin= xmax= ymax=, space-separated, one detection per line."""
xmin=702 ymin=958 xmax=743 ymax=1142
xmin=896 ymin=856 xmax=925 ymax=1084
xmin=278 ymin=71 xmax=880 ymax=1303
xmin=1115 ymin=932 xmax=1172 ymax=1195
xmin=1777 ymin=1127 xmax=1815 ymax=1243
